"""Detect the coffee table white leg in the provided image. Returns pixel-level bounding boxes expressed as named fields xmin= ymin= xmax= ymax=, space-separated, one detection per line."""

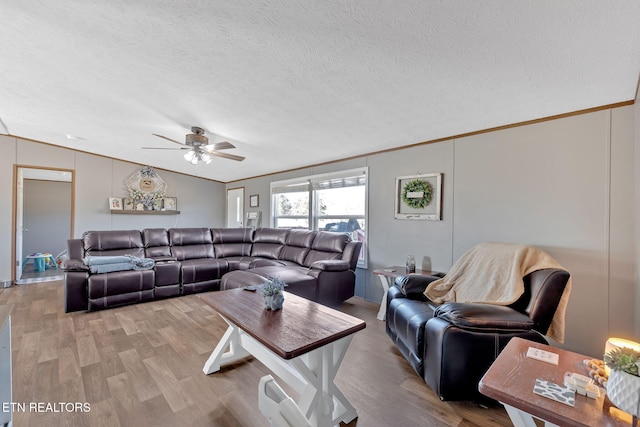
xmin=203 ymin=317 xmax=251 ymax=374
xmin=293 ymin=336 xmax=357 ymax=426
xmin=376 ymin=275 xmax=393 ymax=320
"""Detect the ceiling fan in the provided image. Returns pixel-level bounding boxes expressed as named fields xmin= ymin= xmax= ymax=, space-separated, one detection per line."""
xmin=143 ymin=126 xmax=245 ymax=164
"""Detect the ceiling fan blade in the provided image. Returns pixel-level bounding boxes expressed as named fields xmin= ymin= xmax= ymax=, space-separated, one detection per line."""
xmin=211 ymin=141 xmax=235 ymax=150
xmin=142 ymin=147 xmax=188 ymax=150
xmin=151 ymin=133 xmax=188 ymax=147
xmin=210 ymin=151 xmax=245 ymax=162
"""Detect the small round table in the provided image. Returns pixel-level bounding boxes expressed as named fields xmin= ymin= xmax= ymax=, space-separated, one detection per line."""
xmin=23 ymin=253 xmax=57 ymax=272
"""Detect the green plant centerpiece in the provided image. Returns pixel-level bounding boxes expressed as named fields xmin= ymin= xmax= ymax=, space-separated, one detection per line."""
xmin=604 ymin=346 xmax=640 ymax=418
xmin=605 ymin=347 xmax=640 ymax=376
xmin=262 ymin=276 xmax=286 ymax=311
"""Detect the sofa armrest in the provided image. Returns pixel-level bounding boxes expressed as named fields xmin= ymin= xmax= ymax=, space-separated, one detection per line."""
xmin=63 ymin=259 xmax=90 ymax=272
xmin=310 ymin=260 xmax=349 ymax=272
xmin=67 ymin=238 xmax=84 ymax=260
xmin=394 ymin=274 xmax=442 ymax=299
xmin=434 ymin=302 xmax=534 ymax=332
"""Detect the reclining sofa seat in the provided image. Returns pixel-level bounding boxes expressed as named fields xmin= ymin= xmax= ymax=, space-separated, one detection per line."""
xmin=385 ymin=268 xmax=570 ymax=402
xmin=211 ymin=227 xmax=255 ymax=270
xmin=221 ymin=229 xmax=361 ymax=306
xmin=168 ymin=228 xmax=229 ymax=295
xmin=64 ymin=227 xmax=361 ymax=312
xmin=81 ymin=230 xmax=155 ymax=312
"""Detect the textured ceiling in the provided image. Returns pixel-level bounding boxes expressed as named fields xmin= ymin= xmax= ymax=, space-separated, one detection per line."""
xmin=2 ymin=1 xmax=640 ymax=182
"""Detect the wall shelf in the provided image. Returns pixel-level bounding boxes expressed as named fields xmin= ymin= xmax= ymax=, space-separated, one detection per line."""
xmin=110 ymin=210 xmax=180 ymax=215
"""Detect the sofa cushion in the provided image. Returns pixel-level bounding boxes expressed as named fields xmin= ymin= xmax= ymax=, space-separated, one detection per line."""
xmin=83 ymin=230 xmax=145 ymax=258
xmin=303 ymin=232 xmax=350 ymax=267
xmin=434 ymin=303 xmax=534 ymax=332
xmin=212 ymin=227 xmax=254 ymax=258
xmin=280 ymin=229 xmax=316 ymax=265
xmin=169 ymin=228 xmax=213 ymax=245
xmin=87 ymin=269 xmax=155 ymax=311
xmin=221 ymin=266 xmax=318 ymax=301
xmin=169 ymin=228 xmax=214 ymax=260
xmin=143 ymin=228 xmax=172 ymax=258
xmin=180 ymin=259 xmax=229 ymax=284
xmin=250 ymin=228 xmax=288 ymax=259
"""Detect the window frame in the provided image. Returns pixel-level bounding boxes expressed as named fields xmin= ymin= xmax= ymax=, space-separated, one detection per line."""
xmin=270 ymin=167 xmax=368 ymax=268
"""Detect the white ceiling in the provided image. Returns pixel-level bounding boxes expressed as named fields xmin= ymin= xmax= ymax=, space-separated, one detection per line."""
xmin=2 ymin=1 xmax=640 ymax=183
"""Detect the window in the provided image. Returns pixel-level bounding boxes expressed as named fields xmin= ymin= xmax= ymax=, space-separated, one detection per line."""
xmin=271 ymin=167 xmax=368 ymax=267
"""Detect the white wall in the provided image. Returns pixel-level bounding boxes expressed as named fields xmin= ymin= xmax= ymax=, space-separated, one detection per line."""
xmin=0 ymin=135 xmax=227 ymax=282
xmin=228 ymin=105 xmax=637 ymax=357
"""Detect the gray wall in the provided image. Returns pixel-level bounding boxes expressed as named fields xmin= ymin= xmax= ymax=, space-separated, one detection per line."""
xmin=228 ymin=105 xmax=637 ymax=357
xmin=0 ymin=104 xmax=636 ymax=357
xmin=22 ymin=179 xmax=72 ymax=260
xmin=0 ymin=135 xmax=227 ymax=282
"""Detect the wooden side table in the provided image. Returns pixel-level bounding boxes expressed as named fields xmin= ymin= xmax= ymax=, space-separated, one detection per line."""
xmin=479 ymin=337 xmax=633 ymax=427
xmin=372 ymin=266 xmax=438 ymax=320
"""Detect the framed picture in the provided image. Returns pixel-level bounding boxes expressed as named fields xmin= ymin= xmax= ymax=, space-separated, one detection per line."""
xmin=122 ymin=197 xmax=134 ymax=210
xmin=249 ymin=194 xmax=259 ymax=208
xmin=394 ymin=173 xmax=442 ymax=220
xmin=109 ymin=197 xmax=123 ymax=210
xmin=163 ymin=197 xmax=177 ymax=211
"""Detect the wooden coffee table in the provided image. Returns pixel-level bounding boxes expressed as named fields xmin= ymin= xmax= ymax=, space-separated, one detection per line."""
xmin=199 ymin=288 xmax=366 ymax=427
xmin=479 ymin=337 xmax=633 ymax=427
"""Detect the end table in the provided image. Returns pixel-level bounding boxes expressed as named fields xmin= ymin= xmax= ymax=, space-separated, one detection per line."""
xmin=373 ymin=266 xmax=439 ymax=320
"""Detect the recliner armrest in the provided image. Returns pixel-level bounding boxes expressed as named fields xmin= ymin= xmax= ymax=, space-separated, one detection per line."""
xmin=63 ymin=259 xmax=90 ymax=272
xmin=394 ymin=274 xmax=442 ymax=299
xmin=310 ymin=260 xmax=349 ymax=272
xmin=434 ymin=302 xmax=534 ymax=332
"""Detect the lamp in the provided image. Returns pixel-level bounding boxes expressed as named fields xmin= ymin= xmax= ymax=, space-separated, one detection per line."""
xmin=183 ymin=148 xmax=212 ymax=165
xmin=604 ymin=337 xmax=640 ymax=374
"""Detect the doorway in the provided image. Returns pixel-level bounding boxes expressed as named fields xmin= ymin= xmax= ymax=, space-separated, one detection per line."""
xmin=13 ymin=166 xmax=74 ymax=284
xmin=226 ymin=187 xmax=244 ymax=228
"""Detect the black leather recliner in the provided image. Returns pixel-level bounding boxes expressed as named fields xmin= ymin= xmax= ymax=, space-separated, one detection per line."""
xmin=385 ymin=268 xmax=570 ymax=402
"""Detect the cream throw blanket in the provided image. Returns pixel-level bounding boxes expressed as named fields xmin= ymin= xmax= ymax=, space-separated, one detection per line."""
xmin=424 ymin=242 xmax=571 ymax=343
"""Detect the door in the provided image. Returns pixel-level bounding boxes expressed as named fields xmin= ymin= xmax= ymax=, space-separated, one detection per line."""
xmin=14 ymin=166 xmax=73 ymax=283
xmin=226 ymin=187 xmax=244 ymax=228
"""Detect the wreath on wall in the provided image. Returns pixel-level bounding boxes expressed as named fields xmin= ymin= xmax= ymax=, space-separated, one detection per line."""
xmin=401 ymin=178 xmax=433 ymax=209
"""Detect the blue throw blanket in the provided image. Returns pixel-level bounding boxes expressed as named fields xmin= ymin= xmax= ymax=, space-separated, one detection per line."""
xmin=83 ymin=255 xmax=155 ymax=274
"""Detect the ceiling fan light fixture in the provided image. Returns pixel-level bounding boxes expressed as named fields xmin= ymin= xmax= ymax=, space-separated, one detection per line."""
xmin=184 ymin=150 xmax=196 ymax=161
xmin=200 ymin=152 xmax=211 ymax=164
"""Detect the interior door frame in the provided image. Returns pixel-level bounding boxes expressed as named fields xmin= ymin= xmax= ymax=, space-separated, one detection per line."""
xmin=12 ymin=164 xmax=75 ymax=282
xmin=226 ymin=186 xmax=245 ymax=228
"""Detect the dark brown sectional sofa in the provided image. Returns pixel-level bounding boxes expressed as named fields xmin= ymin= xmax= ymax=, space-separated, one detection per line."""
xmin=63 ymin=227 xmax=361 ymax=312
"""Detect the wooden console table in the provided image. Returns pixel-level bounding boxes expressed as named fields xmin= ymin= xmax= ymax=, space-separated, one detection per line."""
xmin=372 ymin=266 xmax=439 ymax=320
xmin=479 ymin=337 xmax=633 ymax=426
xmin=199 ymin=289 xmax=366 ymax=427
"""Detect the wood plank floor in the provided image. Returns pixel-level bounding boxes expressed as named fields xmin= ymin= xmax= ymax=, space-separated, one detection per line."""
xmin=0 ymin=281 xmax=511 ymax=426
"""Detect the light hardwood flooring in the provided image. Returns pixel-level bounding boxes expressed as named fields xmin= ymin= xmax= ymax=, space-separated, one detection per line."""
xmin=0 ymin=281 xmax=511 ymax=426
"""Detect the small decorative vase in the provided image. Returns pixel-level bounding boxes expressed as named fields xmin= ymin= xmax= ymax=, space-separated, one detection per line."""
xmin=607 ymin=369 xmax=640 ymax=418
xmin=264 ymin=292 xmax=284 ymax=311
